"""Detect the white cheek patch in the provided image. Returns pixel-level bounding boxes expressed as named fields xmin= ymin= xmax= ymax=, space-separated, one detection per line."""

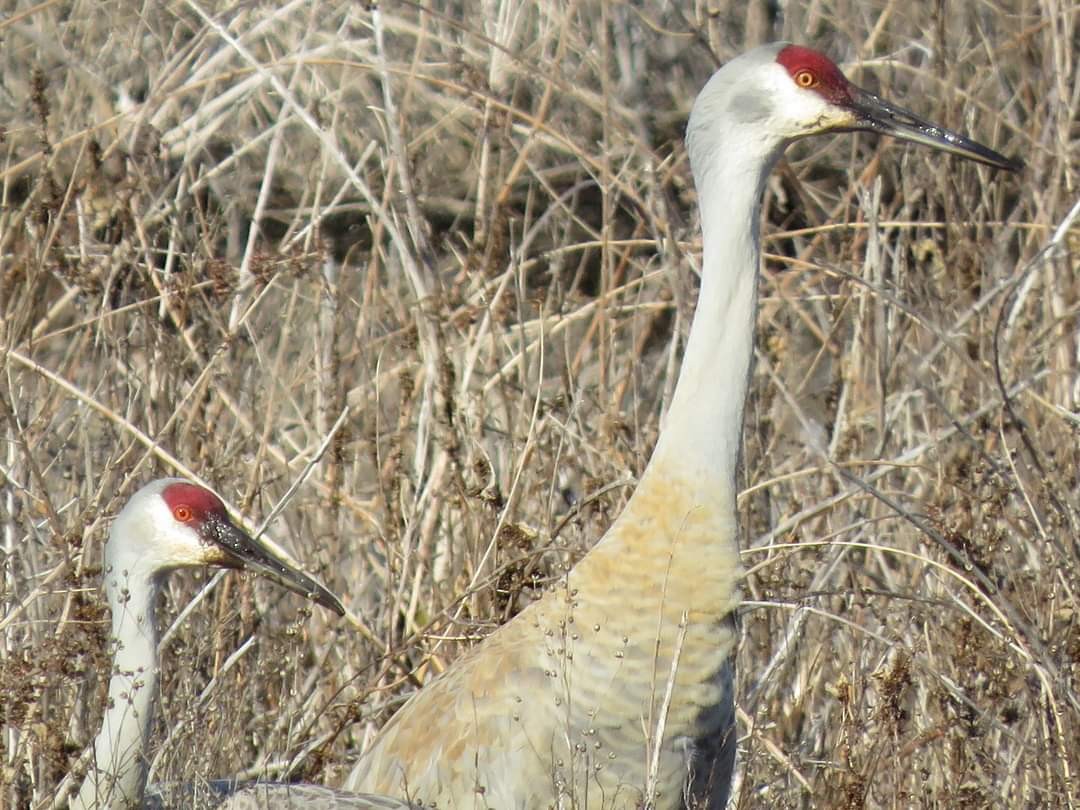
xmin=163 ymin=533 xmax=216 ymax=566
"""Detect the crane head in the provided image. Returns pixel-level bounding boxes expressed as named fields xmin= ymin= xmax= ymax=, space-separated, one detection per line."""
xmin=774 ymin=45 xmax=1021 ymax=170
xmin=106 ymin=478 xmax=345 ymax=616
xmin=688 ymin=43 xmax=1020 ymax=173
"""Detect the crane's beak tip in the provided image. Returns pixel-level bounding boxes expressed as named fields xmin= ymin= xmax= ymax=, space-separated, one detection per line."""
xmin=1001 ymin=155 xmax=1024 ymax=173
xmin=318 ymin=589 xmax=348 ymax=618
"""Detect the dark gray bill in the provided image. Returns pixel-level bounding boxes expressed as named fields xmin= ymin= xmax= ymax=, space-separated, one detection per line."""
xmin=203 ymin=512 xmax=346 ymax=616
xmin=847 ymin=86 xmax=1022 ymax=171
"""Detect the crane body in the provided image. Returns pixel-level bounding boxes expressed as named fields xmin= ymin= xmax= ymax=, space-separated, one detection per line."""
xmin=349 ymin=467 xmax=739 ymax=807
xmin=338 ymin=41 xmax=1020 ymax=809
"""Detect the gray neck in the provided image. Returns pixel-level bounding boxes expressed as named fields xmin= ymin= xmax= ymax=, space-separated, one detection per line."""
xmin=73 ymin=569 xmax=160 ymax=810
xmin=647 ymin=142 xmax=780 ymax=505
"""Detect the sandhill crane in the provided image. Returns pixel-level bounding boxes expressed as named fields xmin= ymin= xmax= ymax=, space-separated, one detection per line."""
xmin=69 ymin=479 xmax=416 ymax=810
xmin=343 ymin=43 xmax=1019 ymax=808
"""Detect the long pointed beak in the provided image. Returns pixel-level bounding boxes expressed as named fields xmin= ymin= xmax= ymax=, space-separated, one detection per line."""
xmin=846 ymin=85 xmax=1022 ymax=172
xmin=202 ymin=513 xmax=346 ymax=617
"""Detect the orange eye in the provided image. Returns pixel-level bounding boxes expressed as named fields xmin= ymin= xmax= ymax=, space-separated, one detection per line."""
xmin=795 ymin=69 xmax=817 ymax=88
xmin=174 ymin=505 xmax=193 ymax=522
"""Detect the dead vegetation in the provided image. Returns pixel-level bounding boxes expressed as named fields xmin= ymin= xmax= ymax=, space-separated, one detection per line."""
xmin=0 ymin=1 xmax=1076 ymax=808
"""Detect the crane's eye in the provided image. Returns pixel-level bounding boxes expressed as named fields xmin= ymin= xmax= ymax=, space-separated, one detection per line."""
xmin=174 ymin=505 xmax=193 ymax=522
xmin=794 ymin=69 xmax=818 ymax=88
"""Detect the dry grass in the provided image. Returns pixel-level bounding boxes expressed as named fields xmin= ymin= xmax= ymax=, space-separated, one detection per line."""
xmin=1 ymin=1 xmax=1077 ymax=808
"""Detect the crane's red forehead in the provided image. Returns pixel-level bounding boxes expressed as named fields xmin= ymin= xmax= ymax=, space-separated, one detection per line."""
xmin=161 ymin=482 xmax=227 ymax=519
xmin=776 ymin=45 xmax=853 ymax=105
